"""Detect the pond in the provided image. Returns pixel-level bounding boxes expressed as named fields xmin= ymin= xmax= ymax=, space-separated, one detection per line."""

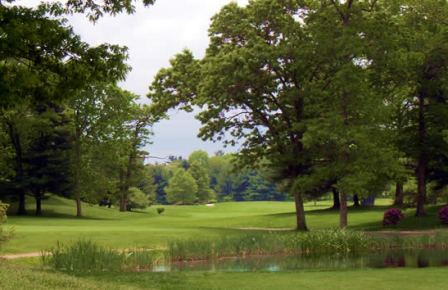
xmin=153 ymin=249 xmax=448 ymax=272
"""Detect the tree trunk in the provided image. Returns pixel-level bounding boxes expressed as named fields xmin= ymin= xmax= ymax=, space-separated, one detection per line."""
xmin=17 ymin=190 xmax=27 ymax=215
xmin=339 ymin=191 xmax=348 ymax=228
xmin=294 ymin=192 xmax=308 ymax=231
xmin=415 ymin=92 xmax=427 ymax=217
xmin=353 ymin=194 xmax=360 ymax=207
xmin=73 ymin=119 xmax=83 ymax=217
xmin=35 ymin=192 xmax=42 ymax=216
xmin=119 ymin=196 xmax=128 ymax=211
xmin=331 ymin=188 xmax=340 ymax=210
xmin=75 ymin=197 xmax=82 ymax=217
xmin=394 ymin=182 xmax=404 ymax=207
xmin=416 ymin=159 xmax=427 ymax=216
xmin=7 ymin=121 xmax=27 ymax=215
xmin=120 ymin=127 xmax=140 ymax=212
xmin=119 ymin=168 xmax=127 ymax=212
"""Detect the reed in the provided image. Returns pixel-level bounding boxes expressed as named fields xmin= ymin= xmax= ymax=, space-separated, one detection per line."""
xmin=42 ymin=240 xmax=161 ymax=273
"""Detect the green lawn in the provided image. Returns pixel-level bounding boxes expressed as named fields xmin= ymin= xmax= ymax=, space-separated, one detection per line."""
xmin=2 ymin=197 xmax=448 ymax=290
xmin=1 ymin=261 xmax=448 ymax=290
xmin=2 ymin=196 xmax=446 ymax=254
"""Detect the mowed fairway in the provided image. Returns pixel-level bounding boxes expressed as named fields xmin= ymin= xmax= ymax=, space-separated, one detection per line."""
xmin=2 ymin=196 xmax=444 ymax=254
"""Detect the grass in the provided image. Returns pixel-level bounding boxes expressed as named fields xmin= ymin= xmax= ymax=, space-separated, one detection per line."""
xmin=2 ymin=195 xmax=447 ymax=254
xmin=167 ymin=230 xmax=372 ymax=261
xmin=42 ymin=232 xmax=448 ymax=273
xmin=42 ymin=240 xmax=162 ymax=273
xmin=2 ymin=197 xmax=448 ymax=290
xmin=2 ymin=261 xmax=448 ymax=290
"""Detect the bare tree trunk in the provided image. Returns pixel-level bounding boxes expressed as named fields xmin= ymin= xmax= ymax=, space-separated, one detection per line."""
xmin=119 ymin=169 xmax=127 ymax=212
xmin=119 ymin=197 xmax=128 ymax=211
xmin=120 ymin=124 xmax=142 ymax=212
xmin=35 ymin=191 xmax=42 ymax=216
xmin=17 ymin=190 xmax=27 ymax=215
xmin=294 ymin=192 xmax=308 ymax=231
xmin=331 ymin=188 xmax=340 ymax=210
xmin=339 ymin=191 xmax=348 ymax=228
xmin=416 ymin=159 xmax=427 ymax=216
xmin=74 ymin=125 xmax=83 ymax=217
xmin=353 ymin=194 xmax=360 ymax=207
xmin=75 ymin=197 xmax=82 ymax=217
xmin=394 ymin=182 xmax=404 ymax=207
xmin=416 ymin=92 xmax=427 ymax=217
xmin=7 ymin=121 xmax=27 ymax=215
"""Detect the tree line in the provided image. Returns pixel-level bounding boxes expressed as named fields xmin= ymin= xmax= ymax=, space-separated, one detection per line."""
xmin=147 ymin=150 xmax=286 ymax=205
xmin=1 ymin=0 xmax=448 ymax=231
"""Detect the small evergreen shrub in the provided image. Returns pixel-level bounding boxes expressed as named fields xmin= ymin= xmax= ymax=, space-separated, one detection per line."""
xmin=383 ymin=208 xmax=404 ymax=226
xmin=156 ymin=207 xmax=165 ymax=215
xmin=438 ymin=205 xmax=448 ymax=225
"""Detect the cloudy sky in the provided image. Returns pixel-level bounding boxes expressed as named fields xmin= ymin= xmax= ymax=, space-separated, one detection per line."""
xmin=22 ymin=0 xmax=248 ymax=161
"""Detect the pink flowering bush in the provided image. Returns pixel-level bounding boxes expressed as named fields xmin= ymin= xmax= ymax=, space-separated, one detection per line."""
xmin=383 ymin=208 xmax=404 ymax=226
xmin=438 ymin=206 xmax=448 ymax=225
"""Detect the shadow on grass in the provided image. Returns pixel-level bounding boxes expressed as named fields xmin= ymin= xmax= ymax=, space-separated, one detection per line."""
xmin=258 ymin=205 xmax=447 ymax=231
xmin=263 ymin=205 xmax=390 ymax=218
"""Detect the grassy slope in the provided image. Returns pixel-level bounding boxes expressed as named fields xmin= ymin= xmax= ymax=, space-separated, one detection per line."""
xmin=2 ymin=196 xmax=446 ymax=253
xmin=2 ymin=198 xmax=448 ymax=290
xmin=1 ymin=262 xmax=447 ymax=290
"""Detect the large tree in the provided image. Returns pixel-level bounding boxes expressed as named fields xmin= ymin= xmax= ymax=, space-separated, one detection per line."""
xmin=25 ymin=103 xmax=73 ymax=216
xmin=118 ymin=105 xmax=154 ymax=212
xmin=399 ymin=0 xmax=448 ymax=216
xmin=294 ymin=0 xmax=402 ymax=228
xmin=148 ymin=0 xmax=399 ymax=230
xmin=149 ymin=1 xmax=317 ymax=230
xmin=69 ymin=84 xmax=137 ymax=216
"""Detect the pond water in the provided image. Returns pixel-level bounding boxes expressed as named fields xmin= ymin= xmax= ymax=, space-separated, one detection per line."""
xmin=153 ymin=249 xmax=448 ymax=272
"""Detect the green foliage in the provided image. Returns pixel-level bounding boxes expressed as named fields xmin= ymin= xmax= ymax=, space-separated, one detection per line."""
xmin=188 ymin=150 xmax=209 ymax=167
xmin=187 ymin=161 xmax=215 ymax=203
xmin=147 ymin=153 xmax=285 ymax=204
xmin=43 ymin=0 xmax=157 ymax=22
xmin=165 ymin=168 xmax=198 ymax=204
xmin=156 ymin=207 xmax=165 ymax=215
xmin=0 ymin=4 xmax=129 ymax=108
xmin=127 ymin=187 xmax=150 ymax=210
xmin=0 ymin=201 xmax=10 ymax=246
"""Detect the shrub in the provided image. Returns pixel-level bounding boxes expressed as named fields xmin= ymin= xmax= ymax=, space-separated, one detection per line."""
xmin=438 ymin=205 xmax=448 ymax=224
xmin=156 ymin=207 xmax=165 ymax=215
xmin=0 ymin=201 xmax=11 ymax=246
xmin=127 ymin=187 xmax=150 ymax=211
xmin=383 ymin=208 xmax=404 ymax=226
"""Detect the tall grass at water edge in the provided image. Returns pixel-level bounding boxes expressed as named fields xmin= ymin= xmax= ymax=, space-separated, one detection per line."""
xmin=43 ymin=230 xmax=448 ymax=273
xmin=167 ymin=230 xmax=448 ymax=261
xmin=42 ymin=240 xmax=163 ymax=273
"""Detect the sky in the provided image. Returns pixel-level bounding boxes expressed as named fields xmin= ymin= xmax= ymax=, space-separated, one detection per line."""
xmin=21 ymin=0 xmax=248 ymax=161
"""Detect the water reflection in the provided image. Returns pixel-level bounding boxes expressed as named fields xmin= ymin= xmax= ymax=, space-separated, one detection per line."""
xmin=153 ymin=249 xmax=448 ymax=272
